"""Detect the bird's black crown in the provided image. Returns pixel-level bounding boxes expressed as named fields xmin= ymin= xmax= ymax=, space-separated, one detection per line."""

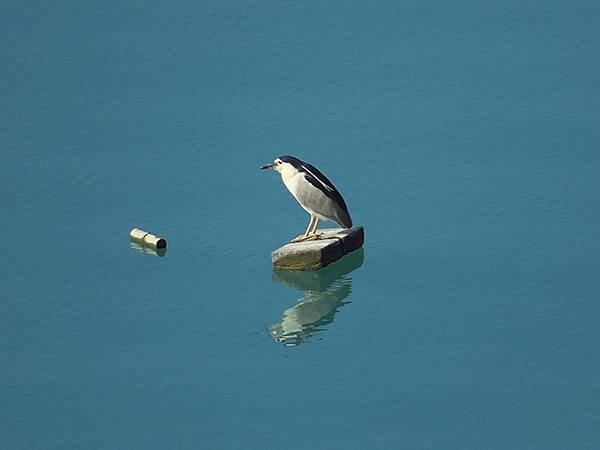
xmin=278 ymin=155 xmax=305 ymax=169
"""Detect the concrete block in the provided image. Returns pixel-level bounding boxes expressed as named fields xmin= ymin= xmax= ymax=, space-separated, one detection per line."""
xmin=272 ymin=226 xmax=364 ymax=271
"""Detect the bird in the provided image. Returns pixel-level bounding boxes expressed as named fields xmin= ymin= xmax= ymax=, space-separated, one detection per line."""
xmin=261 ymin=155 xmax=353 ymax=242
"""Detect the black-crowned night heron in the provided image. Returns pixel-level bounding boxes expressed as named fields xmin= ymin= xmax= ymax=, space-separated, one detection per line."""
xmin=261 ymin=155 xmax=353 ymax=242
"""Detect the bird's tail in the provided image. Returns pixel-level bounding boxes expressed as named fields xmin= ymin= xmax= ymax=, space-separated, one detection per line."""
xmin=337 ymin=210 xmax=353 ymax=229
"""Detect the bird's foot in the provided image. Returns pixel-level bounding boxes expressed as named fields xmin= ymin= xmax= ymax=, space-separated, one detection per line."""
xmin=290 ymin=234 xmax=312 ymax=243
xmin=290 ymin=232 xmax=325 ymax=243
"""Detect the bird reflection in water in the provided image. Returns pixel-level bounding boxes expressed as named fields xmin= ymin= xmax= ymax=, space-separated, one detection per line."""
xmin=269 ymin=249 xmax=364 ymax=346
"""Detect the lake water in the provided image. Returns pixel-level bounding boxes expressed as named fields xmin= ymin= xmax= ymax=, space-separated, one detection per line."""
xmin=2 ymin=1 xmax=600 ymax=448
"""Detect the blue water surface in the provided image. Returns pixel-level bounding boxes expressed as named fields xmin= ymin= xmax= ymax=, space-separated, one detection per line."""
xmin=2 ymin=1 xmax=600 ymax=448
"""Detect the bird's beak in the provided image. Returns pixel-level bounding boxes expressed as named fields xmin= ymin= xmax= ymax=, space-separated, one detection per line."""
xmin=261 ymin=163 xmax=274 ymax=170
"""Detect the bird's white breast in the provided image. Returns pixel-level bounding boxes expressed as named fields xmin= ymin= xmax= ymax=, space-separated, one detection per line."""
xmin=281 ymin=169 xmax=303 ymax=197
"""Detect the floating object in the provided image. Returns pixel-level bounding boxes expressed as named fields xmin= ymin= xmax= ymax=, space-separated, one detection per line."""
xmin=129 ymin=228 xmax=167 ymax=249
xmin=272 ymin=226 xmax=364 ymax=271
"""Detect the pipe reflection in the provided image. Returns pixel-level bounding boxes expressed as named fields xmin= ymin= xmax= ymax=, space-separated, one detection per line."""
xmin=129 ymin=241 xmax=167 ymax=257
xmin=269 ymin=249 xmax=364 ymax=346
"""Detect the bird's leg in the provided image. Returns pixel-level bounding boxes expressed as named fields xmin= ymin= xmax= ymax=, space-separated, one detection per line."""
xmin=309 ymin=218 xmax=323 ymax=239
xmin=291 ymin=215 xmax=316 ymax=243
xmin=305 ymin=215 xmax=316 ymax=236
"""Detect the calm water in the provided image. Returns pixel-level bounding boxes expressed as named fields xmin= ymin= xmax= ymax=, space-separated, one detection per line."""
xmin=2 ymin=1 xmax=600 ymax=448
